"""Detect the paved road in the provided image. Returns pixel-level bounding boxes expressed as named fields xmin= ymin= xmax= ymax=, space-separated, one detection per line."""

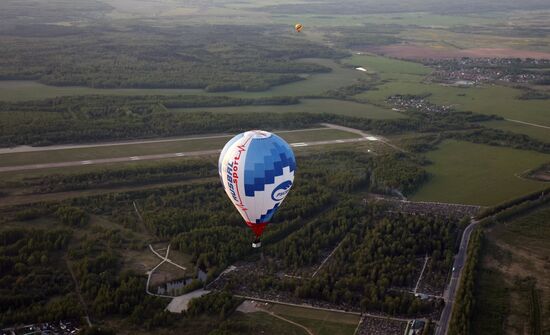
xmin=322 ymin=123 xmax=406 ymax=152
xmin=0 ymin=128 xmax=328 ymax=155
xmin=435 ymin=219 xmax=479 ymax=335
xmin=0 ymin=137 xmax=372 ymax=173
xmin=149 ymin=244 xmax=187 ymax=272
xmin=506 ymin=118 xmax=550 ymax=130
xmin=145 ymin=244 xmax=176 ymax=299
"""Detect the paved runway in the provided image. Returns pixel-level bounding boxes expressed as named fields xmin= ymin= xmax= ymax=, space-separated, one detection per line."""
xmin=0 ymin=137 xmax=374 ymax=173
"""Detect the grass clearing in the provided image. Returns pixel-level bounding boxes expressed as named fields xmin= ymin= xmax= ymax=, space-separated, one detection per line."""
xmin=171 ymin=98 xmax=404 ymax=119
xmin=483 ymin=120 xmax=550 ymax=143
xmin=284 ymin=315 xmax=357 ymax=335
xmin=357 ymin=78 xmax=550 ymax=127
xmin=267 ymin=304 xmax=360 ymax=324
xmin=0 ymin=157 xmax=215 ymax=183
xmin=0 ymin=128 xmax=358 ymax=167
xmin=410 ymin=140 xmax=550 ymax=206
xmin=343 ymin=54 xmax=431 ymax=79
xmin=261 ymin=303 xmax=360 ymax=335
xmin=0 ymin=80 xmax=204 ymax=101
xmin=429 ymin=86 xmax=550 ymax=127
xmin=227 ymin=311 xmax=309 ymax=335
xmin=400 ymin=27 xmax=550 ymax=52
xmin=470 ymin=268 xmax=510 ymax=334
xmin=473 ymin=206 xmax=550 ymax=334
xmin=345 ymin=55 xmax=550 ymax=127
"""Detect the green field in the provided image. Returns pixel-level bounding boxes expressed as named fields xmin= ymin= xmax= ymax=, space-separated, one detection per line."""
xmin=285 ymin=316 xmax=357 ymax=335
xmin=430 ymin=86 xmax=550 ymax=127
xmin=0 ymin=58 xmax=365 ymax=101
xmin=171 ymin=98 xmax=404 ymax=119
xmin=470 ymin=268 xmax=510 ymax=335
xmin=0 ymin=157 xmax=210 ymax=183
xmin=410 ymin=140 xmax=550 ymax=205
xmin=226 ymin=312 xmax=308 ymax=335
xmin=345 ymin=55 xmax=550 ymax=128
xmin=0 ymin=80 xmax=202 ymax=101
xmin=483 ymin=120 xmax=550 ymax=143
xmin=359 ymin=73 xmax=550 ymax=127
xmin=472 ymin=206 xmax=550 ymax=334
xmin=0 ymin=128 xmax=359 ymax=167
xmin=268 ymin=304 xmax=360 ymax=324
xmin=266 ymin=303 xmax=360 ymax=335
xmin=344 ymin=54 xmax=432 ymax=80
xmin=492 ymin=206 xmax=550 ymax=253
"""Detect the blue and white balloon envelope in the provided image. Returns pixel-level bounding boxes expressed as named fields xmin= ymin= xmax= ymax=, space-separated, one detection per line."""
xmin=219 ymin=130 xmax=296 ymax=241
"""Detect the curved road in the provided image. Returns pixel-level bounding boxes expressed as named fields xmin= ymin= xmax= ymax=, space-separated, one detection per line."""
xmin=435 ymin=218 xmax=479 ymax=335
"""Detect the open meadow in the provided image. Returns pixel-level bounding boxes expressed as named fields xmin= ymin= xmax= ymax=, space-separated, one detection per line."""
xmin=226 ymin=302 xmax=360 ymax=335
xmin=472 ymin=206 xmax=550 ymax=334
xmin=410 ymin=140 xmax=550 ymax=206
xmin=347 ymin=55 xmax=550 ymax=128
xmin=266 ymin=303 xmax=359 ymax=335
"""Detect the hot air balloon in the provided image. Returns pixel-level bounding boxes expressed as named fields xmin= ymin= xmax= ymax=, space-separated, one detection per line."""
xmin=219 ymin=130 xmax=296 ymax=248
xmin=295 ymin=23 xmax=303 ymax=32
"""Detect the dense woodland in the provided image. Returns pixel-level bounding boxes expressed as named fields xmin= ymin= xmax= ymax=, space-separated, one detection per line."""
xmin=0 ymin=24 xmax=344 ymax=90
xmin=0 ymin=92 xmax=507 ymax=148
xmin=16 ymin=159 xmax=217 ymax=193
xmin=0 ymin=149 xmax=433 ymax=329
xmin=218 ymin=206 xmax=455 ymax=317
xmin=0 ymin=229 xmax=78 ymax=326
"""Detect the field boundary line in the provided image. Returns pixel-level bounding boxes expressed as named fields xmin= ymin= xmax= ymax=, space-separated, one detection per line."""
xmin=233 ymin=295 xmax=411 ymax=322
xmin=260 ymin=309 xmax=313 ymax=335
xmin=312 ymin=237 xmax=347 ymax=278
xmin=65 ymin=257 xmax=93 ymax=327
xmin=506 ymin=119 xmax=550 ymax=130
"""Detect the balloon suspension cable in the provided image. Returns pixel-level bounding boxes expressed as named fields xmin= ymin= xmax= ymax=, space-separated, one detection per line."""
xmin=252 ymin=237 xmax=262 ymax=248
xmin=247 ymin=222 xmax=266 ymax=248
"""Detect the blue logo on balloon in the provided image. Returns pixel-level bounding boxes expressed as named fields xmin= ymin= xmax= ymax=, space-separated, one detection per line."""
xmin=271 ymin=180 xmax=293 ymax=201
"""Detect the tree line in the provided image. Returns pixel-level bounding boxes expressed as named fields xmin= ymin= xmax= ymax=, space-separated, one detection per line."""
xmin=447 ymin=228 xmax=483 ymax=335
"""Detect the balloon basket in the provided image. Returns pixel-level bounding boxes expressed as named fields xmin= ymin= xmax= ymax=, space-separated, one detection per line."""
xmin=252 ymin=238 xmax=262 ymax=248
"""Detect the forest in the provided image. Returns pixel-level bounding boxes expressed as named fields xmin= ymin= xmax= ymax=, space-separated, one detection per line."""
xmin=0 ymin=92 xmax=507 ymax=148
xmin=218 ymin=206 xmax=455 ymax=317
xmin=0 ymin=148 xmax=433 ymax=329
xmin=0 ymin=229 xmax=79 ymax=326
xmin=0 ymin=24 xmax=343 ymax=90
xmin=17 ymin=159 xmax=217 ymax=194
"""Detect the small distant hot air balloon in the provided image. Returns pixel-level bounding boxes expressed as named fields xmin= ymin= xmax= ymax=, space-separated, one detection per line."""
xmin=295 ymin=23 xmax=303 ymax=32
xmin=219 ymin=130 xmax=296 ymax=248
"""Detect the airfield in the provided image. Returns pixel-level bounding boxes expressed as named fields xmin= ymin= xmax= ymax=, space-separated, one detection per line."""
xmin=1 ymin=0 xmax=549 ymax=333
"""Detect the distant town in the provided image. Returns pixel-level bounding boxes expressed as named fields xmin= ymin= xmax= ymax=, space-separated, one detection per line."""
xmin=424 ymin=58 xmax=550 ymax=86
